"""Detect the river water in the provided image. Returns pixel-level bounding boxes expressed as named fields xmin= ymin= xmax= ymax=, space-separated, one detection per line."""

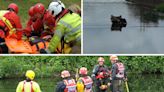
xmin=0 ymin=78 xmax=60 ymax=92
xmin=83 ymin=0 xmax=164 ymax=54
xmin=0 ymin=74 xmax=163 ymax=92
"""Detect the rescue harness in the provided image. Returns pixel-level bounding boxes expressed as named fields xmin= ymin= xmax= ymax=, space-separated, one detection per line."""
xmin=22 ymin=81 xmax=34 ymax=92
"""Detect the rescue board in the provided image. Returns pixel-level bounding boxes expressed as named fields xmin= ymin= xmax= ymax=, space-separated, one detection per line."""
xmin=5 ymin=36 xmax=33 ymax=53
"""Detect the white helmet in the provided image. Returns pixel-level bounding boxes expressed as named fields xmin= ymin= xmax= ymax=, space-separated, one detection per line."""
xmin=48 ymin=1 xmax=65 ymax=16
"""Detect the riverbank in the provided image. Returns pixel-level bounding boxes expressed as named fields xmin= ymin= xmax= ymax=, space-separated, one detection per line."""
xmin=155 ymin=4 xmax=164 ymax=15
xmin=0 ymin=74 xmax=163 ymax=92
xmin=0 ymin=56 xmax=164 ymax=79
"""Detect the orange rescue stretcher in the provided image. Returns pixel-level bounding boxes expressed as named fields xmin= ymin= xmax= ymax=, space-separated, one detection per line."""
xmin=5 ymin=36 xmax=49 ymax=54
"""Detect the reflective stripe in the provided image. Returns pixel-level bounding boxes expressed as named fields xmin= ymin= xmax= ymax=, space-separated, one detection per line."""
xmin=59 ymin=20 xmax=81 ymax=33
xmin=67 ymin=25 xmax=81 ymax=35
xmin=81 ymin=76 xmax=93 ymax=92
xmin=22 ymin=81 xmax=34 ymax=92
xmin=76 ymin=36 xmax=81 ymax=42
xmin=63 ymin=79 xmax=77 ymax=92
xmin=0 ymin=16 xmax=16 ymax=35
xmin=59 ymin=20 xmax=72 ymax=30
xmin=81 ymin=76 xmax=93 ymax=86
xmin=116 ymin=63 xmax=125 ymax=78
xmin=55 ymin=30 xmax=62 ymax=38
xmin=64 ymin=25 xmax=81 ymax=42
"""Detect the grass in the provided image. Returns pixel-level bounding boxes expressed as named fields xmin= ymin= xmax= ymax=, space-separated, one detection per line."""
xmin=0 ymin=0 xmax=81 ymax=27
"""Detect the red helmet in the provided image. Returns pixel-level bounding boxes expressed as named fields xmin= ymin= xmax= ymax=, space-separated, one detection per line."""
xmin=33 ymin=3 xmax=45 ymax=15
xmin=8 ymin=3 xmax=19 ymax=14
xmin=43 ymin=11 xmax=55 ymax=26
xmin=79 ymin=67 xmax=88 ymax=75
xmin=61 ymin=70 xmax=70 ymax=78
xmin=28 ymin=6 xmax=34 ymax=17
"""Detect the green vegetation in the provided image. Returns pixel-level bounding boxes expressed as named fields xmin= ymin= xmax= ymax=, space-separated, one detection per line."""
xmin=128 ymin=74 xmax=164 ymax=92
xmin=0 ymin=0 xmax=80 ymax=27
xmin=155 ymin=3 xmax=164 ymax=13
xmin=119 ymin=56 xmax=164 ymax=74
xmin=0 ymin=56 xmax=164 ymax=79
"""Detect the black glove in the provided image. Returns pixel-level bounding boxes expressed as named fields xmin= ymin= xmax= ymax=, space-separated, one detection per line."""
xmin=40 ymin=49 xmax=47 ymax=54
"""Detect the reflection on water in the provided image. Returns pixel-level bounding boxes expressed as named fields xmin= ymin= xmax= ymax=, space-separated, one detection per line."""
xmin=127 ymin=3 xmax=159 ymax=24
xmin=111 ymin=15 xmax=127 ymax=31
xmin=126 ymin=0 xmax=164 ymax=6
xmin=128 ymin=74 xmax=164 ymax=92
xmin=83 ymin=0 xmax=164 ymax=54
xmin=0 ymin=75 xmax=163 ymax=92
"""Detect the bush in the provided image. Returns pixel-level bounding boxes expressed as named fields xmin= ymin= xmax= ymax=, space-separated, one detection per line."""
xmin=155 ymin=3 xmax=164 ymax=13
xmin=0 ymin=56 xmax=164 ymax=79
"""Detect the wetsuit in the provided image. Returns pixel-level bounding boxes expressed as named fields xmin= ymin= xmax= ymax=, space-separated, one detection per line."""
xmin=111 ymin=62 xmax=127 ymax=92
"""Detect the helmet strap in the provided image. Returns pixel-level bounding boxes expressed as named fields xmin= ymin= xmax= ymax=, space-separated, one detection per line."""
xmin=7 ymin=8 xmax=15 ymax=13
xmin=41 ymin=10 xmax=46 ymax=20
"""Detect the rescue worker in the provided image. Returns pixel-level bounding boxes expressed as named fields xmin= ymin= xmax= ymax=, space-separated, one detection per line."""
xmin=24 ymin=3 xmax=45 ymax=37
xmin=56 ymin=70 xmax=77 ymax=92
xmin=110 ymin=55 xmax=127 ymax=92
xmin=0 ymin=3 xmax=23 ymax=53
xmin=24 ymin=3 xmax=54 ymax=38
xmin=91 ymin=57 xmax=110 ymax=92
xmin=47 ymin=1 xmax=81 ymax=54
xmin=16 ymin=70 xmax=41 ymax=92
xmin=77 ymin=67 xmax=93 ymax=92
xmin=24 ymin=3 xmax=54 ymax=53
xmin=24 ymin=6 xmax=36 ymax=37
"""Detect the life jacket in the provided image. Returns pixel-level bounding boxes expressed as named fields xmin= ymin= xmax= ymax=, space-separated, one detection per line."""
xmin=22 ymin=81 xmax=34 ymax=92
xmin=63 ymin=79 xmax=77 ymax=92
xmin=116 ymin=62 xmax=125 ymax=78
xmin=81 ymin=76 xmax=93 ymax=92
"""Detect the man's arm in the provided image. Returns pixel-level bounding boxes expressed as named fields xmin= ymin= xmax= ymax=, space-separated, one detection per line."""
xmin=48 ymin=24 xmax=65 ymax=53
xmin=91 ymin=65 xmax=98 ymax=80
xmin=112 ymin=64 xmax=117 ymax=80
